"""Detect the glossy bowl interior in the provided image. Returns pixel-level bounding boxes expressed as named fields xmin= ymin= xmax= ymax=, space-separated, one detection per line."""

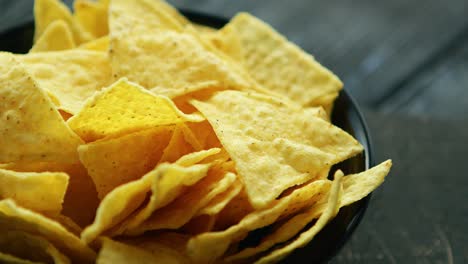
xmin=0 ymin=11 xmax=373 ymax=264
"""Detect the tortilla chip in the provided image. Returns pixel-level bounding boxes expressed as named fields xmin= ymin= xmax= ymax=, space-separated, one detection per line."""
xmin=97 ymin=237 xmax=189 ymax=264
xmin=67 ymin=78 xmax=202 ymax=142
xmin=110 ymin=29 xmax=251 ymax=99
xmin=109 ymin=0 xmax=184 ymax=35
xmin=79 ymin=126 xmax=174 ymax=199
xmin=81 ymin=157 xmax=213 ymax=244
xmin=254 ymin=171 xmax=344 ymax=264
xmin=0 ymin=252 xmax=40 ymax=264
xmin=191 ymin=90 xmax=363 ymax=208
xmin=182 ymin=214 xmax=217 ymax=234
xmin=0 ymin=199 xmax=95 ymax=263
xmin=0 ymin=53 xmax=83 ymax=163
xmin=197 ymin=179 xmax=243 ymax=216
xmin=79 ymin=36 xmax=109 ymax=51
xmin=0 ymin=230 xmax=71 ymax=264
xmin=159 ymin=125 xmax=196 ymax=163
xmin=18 ymin=49 xmax=112 ymax=115
xmin=226 ymin=13 xmax=343 ymax=109
xmin=125 ymin=170 xmax=237 ymax=235
xmin=186 ymin=180 xmax=331 ymax=263
xmin=74 ymin=0 xmax=109 ymax=38
xmin=0 ymin=161 xmax=99 ymax=228
xmin=204 ymin=24 xmax=244 ymax=63
xmin=30 ymin=20 xmax=75 ymax=52
xmin=34 ymin=0 xmax=92 ymax=44
xmin=0 ymin=168 xmax=68 ymax=215
xmin=110 ymin=162 xmax=212 ymax=236
xmin=228 ymin=161 xmax=391 ymax=261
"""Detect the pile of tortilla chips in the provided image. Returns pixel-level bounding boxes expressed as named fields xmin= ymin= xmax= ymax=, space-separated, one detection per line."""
xmin=0 ymin=0 xmax=392 ymax=263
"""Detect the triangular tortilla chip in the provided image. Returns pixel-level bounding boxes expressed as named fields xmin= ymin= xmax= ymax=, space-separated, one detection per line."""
xmin=0 ymin=199 xmax=95 ymax=263
xmin=0 ymin=168 xmax=68 ymax=215
xmin=227 ymin=161 xmax=391 ymax=261
xmin=34 ymin=0 xmax=92 ymax=44
xmin=68 ymin=78 xmax=203 ymax=142
xmin=74 ymin=0 xmax=109 ymax=38
xmin=226 ymin=13 xmax=343 ymax=109
xmin=18 ymin=49 xmax=112 ymax=115
xmin=191 ymin=90 xmax=363 ymax=208
xmin=0 ymin=230 xmax=71 ymax=264
xmin=81 ymin=150 xmax=218 ymax=244
xmin=254 ymin=171 xmax=344 ymax=264
xmin=79 ymin=126 xmax=174 ymax=199
xmin=186 ymin=180 xmax=331 ymax=263
xmin=0 ymin=53 xmax=83 ymax=163
xmin=110 ymin=29 xmax=251 ymax=99
xmin=30 ymin=20 xmax=75 ymax=52
xmin=79 ymin=36 xmax=109 ymax=51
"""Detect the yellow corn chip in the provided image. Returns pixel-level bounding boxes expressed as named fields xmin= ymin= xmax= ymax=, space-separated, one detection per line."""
xmin=67 ymin=78 xmax=202 ymax=142
xmin=254 ymin=171 xmax=344 ymax=264
xmin=0 ymin=168 xmax=68 ymax=215
xmin=215 ymin=187 xmax=255 ymax=231
xmin=0 ymin=53 xmax=83 ymax=163
xmin=197 ymin=179 xmax=243 ymax=216
xmin=110 ymin=162 xmax=212 ymax=236
xmin=79 ymin=36 xmax=109 ymax=51
xmin=159 ymin=125 xmax=196 ymax=163
xmin=30 ymin=20 xmax=75 ymax=52
xmin=0 ymin=230 xmax=71 ymax=264
xmin=182 ymin=214 xmax=217 ymax=234
xmin=186 ymin=180 xmax=331 ymax=263
xmin=125 ymin=171 xmax=237 ymax=235
xmin=110 ymin=30 xmax=251 ymax=99
xmin=228 ymin=161 xmax=391 ymax=261
xmin=109 ymin=0 xmax=184 ymax=34
xmin=0 ymin=161 xmax=99 ymax=227
xmin=74 ymin=0 xmax=109 ymax=38
xmin=81 ymin=153 xmax=215 ymax=244
xmin=191 ymin=90 xmax=363 ymax=208
xmin=79 ymin=126 xmax=174 ymax=199
xmin=0 ymin=199 xmax=95 ymax=263
xmin=205 ymin=24 xmax=244 ymax=63
xmin=18 ymin=49 xmax=112 ymax=115
xmin=34 ymin=0 xmax=92 ymax=44
xmin=227 ymin=13 xmax=343 ymax=108
xmin=0 ymin=252 xmax=40 ymax=264
xmin=97 ymin=237 xmax=189 ymax=264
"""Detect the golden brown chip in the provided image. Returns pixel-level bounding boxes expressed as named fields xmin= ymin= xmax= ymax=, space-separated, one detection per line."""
xmin=191 ymin=90 xmax=363 ymax=208
xmin=78 ymin=126 xmax=174 ymax=199
xmin=197 ymin=179 xmax=243 ymax=216
xmin=226 ymin=13 xmax=343 ymax=109
xmin=30 ymin=20 xmax=75 ymax=52
xmin=159 ymin=125 xmax=196 ymax=163
xmin=0 ymin=53 xmax=83 ymax=163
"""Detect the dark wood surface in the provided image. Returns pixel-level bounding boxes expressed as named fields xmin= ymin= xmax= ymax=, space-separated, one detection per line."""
xmin=1 ymin=0 xmax=467 ymax=263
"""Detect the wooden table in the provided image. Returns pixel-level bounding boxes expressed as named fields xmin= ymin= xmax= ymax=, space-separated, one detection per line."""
xmin=1 ymin=0 xmax=467 ymax=263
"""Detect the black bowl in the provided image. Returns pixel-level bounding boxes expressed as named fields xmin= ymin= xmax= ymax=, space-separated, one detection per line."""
xmin=0 ymin=11 xmax=373 ymax=264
